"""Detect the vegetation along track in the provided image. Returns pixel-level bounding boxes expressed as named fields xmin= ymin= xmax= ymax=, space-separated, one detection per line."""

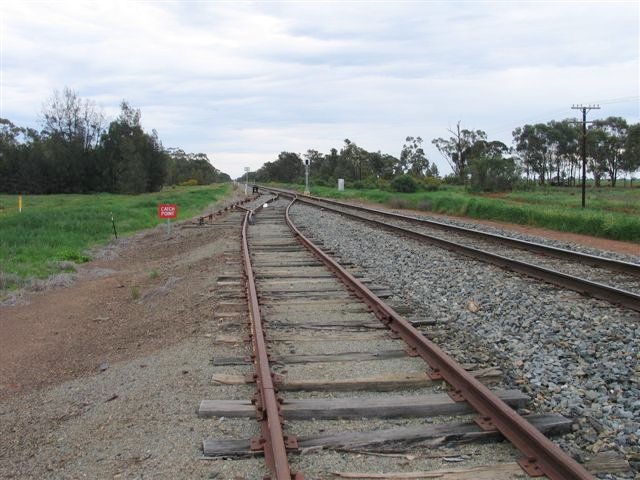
xmin=196 ymin=195 xmax=606 ymax=479
xmin=260 ymin=186 xmax=640 ymax=313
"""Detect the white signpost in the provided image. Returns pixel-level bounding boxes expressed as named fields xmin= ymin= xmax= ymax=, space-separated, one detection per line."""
xmin=244 ymin=166 xmax=250 ymax=195
xmin=338 ymin=178 xmax=344 ymax=191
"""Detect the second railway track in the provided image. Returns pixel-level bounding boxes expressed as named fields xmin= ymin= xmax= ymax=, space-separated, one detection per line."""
xmin=259 ymin=186 xmax=640 ymax=312
xmin=195 ymin=196 xmax=619 ymax=479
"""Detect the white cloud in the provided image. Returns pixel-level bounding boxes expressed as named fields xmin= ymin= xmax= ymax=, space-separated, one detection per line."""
xmin=1 ymin=1 xmax=638 ymax=178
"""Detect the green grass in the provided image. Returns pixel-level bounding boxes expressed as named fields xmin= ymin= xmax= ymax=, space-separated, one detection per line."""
xmin=0 ymin=184 xmax=231 ymax=289
xmin=504 ymin=186 xmax=640 ymax=216
xmin=275 ymin=183 xmax=640 ymax=243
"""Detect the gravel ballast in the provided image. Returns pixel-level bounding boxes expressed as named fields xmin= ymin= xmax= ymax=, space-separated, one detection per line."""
xmin=290 ymin=203 xmax=640 ymax=479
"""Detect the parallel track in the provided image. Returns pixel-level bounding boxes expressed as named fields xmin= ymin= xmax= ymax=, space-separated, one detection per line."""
xmin=200 ymin=196 xmax=597 ymax=479
xmin=259 ymin=186 xmax=640 ymax=312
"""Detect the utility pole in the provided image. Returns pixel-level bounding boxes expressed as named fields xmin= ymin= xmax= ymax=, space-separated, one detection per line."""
xmin=571 ymin=104 xmax=600 ymax=208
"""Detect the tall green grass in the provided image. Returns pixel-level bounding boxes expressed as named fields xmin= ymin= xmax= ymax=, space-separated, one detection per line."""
xmin=290 ymin=184 xmax=640 ymax=243
xmin=0 ymin=184 xmax=231 ymax=288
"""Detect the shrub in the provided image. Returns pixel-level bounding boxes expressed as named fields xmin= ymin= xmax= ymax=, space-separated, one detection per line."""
xmin=313 ymin=177 xmax=332 ymax=187
xmin=178 ymin=179 xmax=199 ymax=186
xmin=377 ymin=178 xmax=391 ymax=191
xmin=418 ymin=176 xmax=442 ymax=192
xmin=58 ymin=249 xmax=90 ymax=263
xmin=468 ymin=156 xmax=520 ymax=192
xmin=390 ymin=175 xmax=417 ymax=193
xmin=442 ymin=174 xmax=464 ymax=185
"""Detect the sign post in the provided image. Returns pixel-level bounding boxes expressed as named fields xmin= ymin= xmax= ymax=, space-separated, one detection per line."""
xmin=158 ymin=204 xmax=178 ymax=234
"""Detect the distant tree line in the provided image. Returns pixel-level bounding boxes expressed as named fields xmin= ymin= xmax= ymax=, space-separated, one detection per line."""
xmin=514 ymin=117 xmax=640 ymax=187
xmin=253 ymin=137 xmax=441 ymax=193
xmin=0 ymin=87 xmax=230 ymax=194
xmin=252 ymin=117 xmax=640 ymax=192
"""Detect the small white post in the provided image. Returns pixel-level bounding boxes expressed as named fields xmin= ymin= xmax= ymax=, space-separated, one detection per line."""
xmin=167 ymin=218 xmax=171 ymax=235
xmin=338 ymin=178 xmax=344 ymax=191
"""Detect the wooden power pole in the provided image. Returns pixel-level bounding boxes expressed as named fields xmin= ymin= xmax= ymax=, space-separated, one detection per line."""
xmin=571 ymin=104 xmax=600 ymax=208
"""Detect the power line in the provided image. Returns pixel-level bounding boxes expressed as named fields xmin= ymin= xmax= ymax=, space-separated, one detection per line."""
xmin=582 ymin=96 xmax=639 ymax=106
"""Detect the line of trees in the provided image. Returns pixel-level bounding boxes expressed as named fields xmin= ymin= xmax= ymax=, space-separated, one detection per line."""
xmin=253 ymin=118 xmax=640 ymax=192
xmin=0 ymin=88 xmax=230 ymax=194
xmin=513 ymin=117 xmax=640 ymax=187
xmin=254 ymin=137 xmax=440 ymax=189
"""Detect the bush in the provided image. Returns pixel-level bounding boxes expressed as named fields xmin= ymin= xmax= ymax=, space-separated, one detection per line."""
xmin=178 ymin=179 xmax=199 ymax=186
xmin=352 ymin=177 xmax=379 ymax=190
xmin=390 ymin=175 xmax=417 ymax=193
xmin=377 ymin=178 xmax=391 ymax=191
xmin=312 ymin=177 xmax=332 ymax=187
xmin=468 ymin=156 xmax=520 ymax=192
xmin=442 ymin=174 xmax=464 ymax=185
xmin=58 ymin=249 xmax=90 ymax=263
xmin=417 ymin=176 xmax=442 ymax=192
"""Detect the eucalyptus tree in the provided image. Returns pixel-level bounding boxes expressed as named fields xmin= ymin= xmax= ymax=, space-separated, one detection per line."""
xmin=400 ymin=136 xmax=430 ymax=177
xmin=589 ymin=116 xmax=628 ymax=186
xmin=512 ymin=123 xmax=550 ymax=184
xmin=545 ymin=120 xmax=580 ymax=185
xmin=432 ymin=122 xmax=487 ymax=182
xmin=622 ymin=123 xmax=640 ymax=184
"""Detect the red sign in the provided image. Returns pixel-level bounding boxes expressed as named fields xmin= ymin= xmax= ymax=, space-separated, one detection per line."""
xmin=158 ymin=204 xmax=177 ymax=219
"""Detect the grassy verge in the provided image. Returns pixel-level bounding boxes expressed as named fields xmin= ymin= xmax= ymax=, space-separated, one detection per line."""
xmin=0 ymin=184 xmax=231 ymax=289
xmin=274 ymin=183 xmax=640 ymax=243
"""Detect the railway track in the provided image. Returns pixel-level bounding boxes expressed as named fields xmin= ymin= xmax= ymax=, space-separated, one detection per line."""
xmin=196 ymin=195 xmax=613 ymax=479
xmin=258 ymin=186 xmax=640 ymax=313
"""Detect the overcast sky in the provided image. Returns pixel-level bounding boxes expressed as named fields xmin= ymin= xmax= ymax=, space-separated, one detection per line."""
xmin=2 ymin=1 xmax=639 ymax=178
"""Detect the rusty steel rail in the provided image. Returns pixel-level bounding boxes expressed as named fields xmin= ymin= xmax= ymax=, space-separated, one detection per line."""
xmin=284 ymin=197 xmax=595 ymax=480
xmin=263 ymin=187 xmax=640 ymax=312
xmin=262 ymin=185 xmax=640 ymax=277
xmin=241 ymin=201 xmax=302 ymax=480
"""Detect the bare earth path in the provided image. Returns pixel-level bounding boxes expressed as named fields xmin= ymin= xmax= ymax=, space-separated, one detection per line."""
xmin=1 ymin=198 xmax=637 ymax=479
